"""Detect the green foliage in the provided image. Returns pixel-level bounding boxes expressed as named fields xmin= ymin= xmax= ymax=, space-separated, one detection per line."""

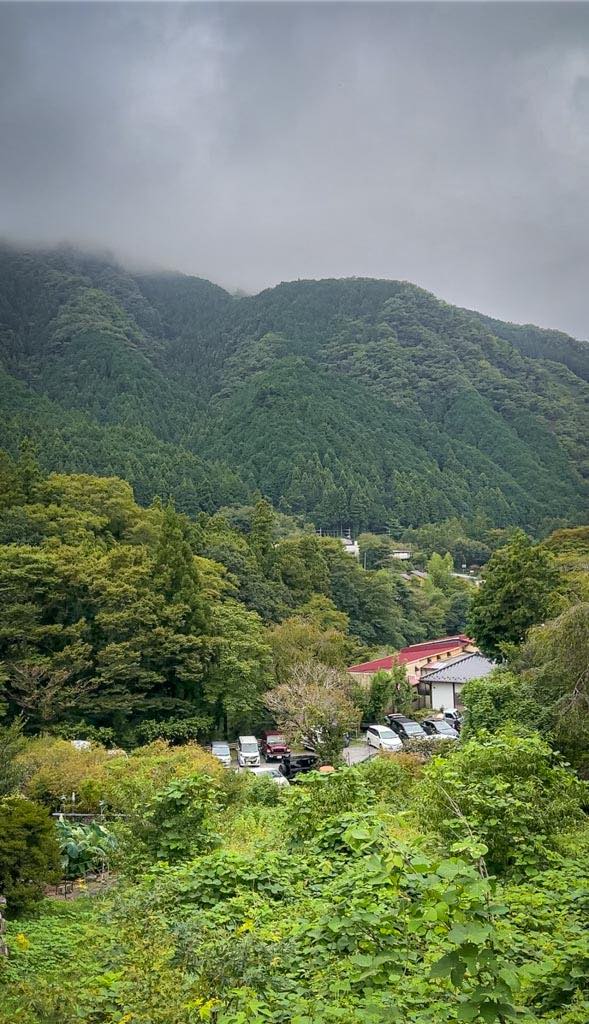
xmin=15 ymin=736 xmax=111 ymax=812
xmin=1 ymin=738 xmax=589 ymax=1022
xmin=469 ymin=530 xmax=562 ymax=659
xmin=55 ymin=818 xmax=117 ymax=879
xmin=0 ymin=797 xmax=60 ymax=914
xmin=460 ymin=669 xmax=541 ymax=741
xmin=141 ymin=772 xmax=221 ymax=863
xmin=416 ymin=730 xmax=587 ymax=876
xmin=427 ymin=551 xmax=455 ymax=591
xmin=0 ymin=459 xmax=457 ymax=741
xmin=98 ymin=740 xmax=223 ymax=815
xmin=134 ymin=715 xmax=210 ymax=745
xmin=517 ymin=603 xmax=589 ymax=775
xmin=0 ymin=717 xmax=27 ymax=796
xmin=355 ymin=664 xmax=414 ymax=722
xmin=264 ymin=660 xmax=361 ymax=765
xmin=1 ymin=246 xmax=586 ymax=535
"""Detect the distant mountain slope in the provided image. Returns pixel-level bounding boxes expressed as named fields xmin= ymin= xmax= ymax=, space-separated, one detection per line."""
xmin=0 ymin=245 xmax=587 ymax=532
xmin=465 ymin=308 xmax=589 ymax=382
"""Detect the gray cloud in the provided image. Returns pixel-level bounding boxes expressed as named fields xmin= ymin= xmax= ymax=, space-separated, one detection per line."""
xmin=1 ymin=2 xmax=589 ymax=337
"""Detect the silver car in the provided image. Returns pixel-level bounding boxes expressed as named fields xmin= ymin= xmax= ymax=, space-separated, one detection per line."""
xmin=211 ymin=741 xmax=232 ymax=767
xmin=247 ymin=765 xmax=290 ymax=786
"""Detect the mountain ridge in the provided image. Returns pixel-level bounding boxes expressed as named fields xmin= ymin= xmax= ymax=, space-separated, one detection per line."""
xmin=0 ymin=243 xmax=587 ymax=533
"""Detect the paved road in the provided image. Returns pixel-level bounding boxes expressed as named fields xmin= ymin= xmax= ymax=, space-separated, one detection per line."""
xmin=342 ymin=741 xmax=374 ymax=766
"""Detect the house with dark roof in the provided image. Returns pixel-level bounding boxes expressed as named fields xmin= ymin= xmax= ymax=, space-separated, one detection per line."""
xmin=419 ymin=653 xmax=495 ymax=711
xmin=348 ymin=635 xmax=478 ymax=689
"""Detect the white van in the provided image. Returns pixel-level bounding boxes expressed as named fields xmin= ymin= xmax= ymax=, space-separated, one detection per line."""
xmin=237 ymin=735 xmax=260 ymax=768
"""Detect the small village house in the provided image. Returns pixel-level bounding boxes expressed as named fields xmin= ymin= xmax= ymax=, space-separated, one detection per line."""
xmin=418 ymin=652 xmax=494 ymax=710
xmin=348 ymin=634 xmax=492 ymax=710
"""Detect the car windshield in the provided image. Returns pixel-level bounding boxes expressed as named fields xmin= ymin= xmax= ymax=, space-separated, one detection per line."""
xmin=241 ymin=742 xmax=258 ymax=753
xmin=266 ymin=734 xmax=285 ymax=744
xmin=435 ymin=722 xmax=455 ymax=733
xmin=403 ymin=722 xmax=424 ymax=734
xmin=213 ymin=743 xmax=230 ymax=755
xmin=379 ymin=729 xmax=397 ymax=740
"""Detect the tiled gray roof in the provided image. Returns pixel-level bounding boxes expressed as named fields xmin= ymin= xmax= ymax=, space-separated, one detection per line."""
xmin=421 ymin=653 xmax=495 ymax=684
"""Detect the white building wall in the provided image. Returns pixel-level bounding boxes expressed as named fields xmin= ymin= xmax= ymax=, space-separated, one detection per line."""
xmin=431 ymin=682 xmax=456 ymax=711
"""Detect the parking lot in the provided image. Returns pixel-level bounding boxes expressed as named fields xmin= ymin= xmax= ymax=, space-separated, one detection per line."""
xmin=226 ymin=737 xmax=375 ymax=770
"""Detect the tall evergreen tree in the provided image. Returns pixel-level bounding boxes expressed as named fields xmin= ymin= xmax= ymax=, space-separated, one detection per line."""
xmin=153 ymin=503 xmax=209 ymax=634
xmin=468 ymin=530 xmax=562 ymax=659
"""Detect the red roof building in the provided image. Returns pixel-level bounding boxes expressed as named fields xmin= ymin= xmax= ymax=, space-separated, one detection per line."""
xmin=348 ymin=635 xmax=477 ymax=687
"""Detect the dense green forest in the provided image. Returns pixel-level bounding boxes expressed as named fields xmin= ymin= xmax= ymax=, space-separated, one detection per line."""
xmin=0 ymin=450 xmax=477 ymax=744
xmin=1 ymin=244 xmax=587 ymax=535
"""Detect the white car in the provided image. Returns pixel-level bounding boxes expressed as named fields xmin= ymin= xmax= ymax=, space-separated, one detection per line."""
xmin=237 ymin=735 xmax=261 ymax=768
xmin=366 ymin=724 xmax=403 ymax=752
xmin=247 ymin=765 xmax=290 ymax=786
xmin=211 ymin=741 xmax=232 ymax=767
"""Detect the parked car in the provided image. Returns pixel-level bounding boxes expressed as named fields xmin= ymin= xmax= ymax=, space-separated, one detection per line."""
xmin=279 ymin=752 xmax=319 ymax=781
xmin=366 ymin=724 xmax=403 ymax=752
xmin=247 ymin=765 xmax=290 ymax=786
xmin=237 ymin=735 xmax=260 ymax=768
xmin=443 ymin=709 xmax=463 ymax=732
xmin=211 ymin=741 xmax=232 ymax=766
xmin=422 ymin=718 xmax=459 ymax=741
xmin=261 ymin=730 xmax=290 ymax=761
xmin=385 ymin=714 xmax=428 ymax=743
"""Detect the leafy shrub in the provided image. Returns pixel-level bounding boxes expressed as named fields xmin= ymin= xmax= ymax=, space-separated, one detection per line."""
xmin=51 ymin=721 xmax=116 ymax=746
xmin=313 ymin=809 xmax=390 ymax=856
xmin=110 ymin=772 xmax=222 ymax=871
xmin=355 ymin=750 xmax=421 ymax=804
xmin=401 ymin=736 xmax=457 ymax=760
xmin=0 ymin=797 xmax=60 ymax=914
xmin=15 ymin=737 xmax=111 ymax=811
xmin=240 ymin=774 xmax=284 ymax=807
xmin=99 ymin=739 xmax=221 ymax=812
xmin=144 ymin=772 xmax=220 ymax=862
xmin=134 ymin=715 xmax=211 ymax=746
xmin=55 ymin=818 xmax=118 ymax=879
xmin=416 ymin=729 xmax=588 ymax=876
xmin=460 ymin=669 xmax=541 ymax=740
xmin=284 ymin=767 xmax=370 ymax=840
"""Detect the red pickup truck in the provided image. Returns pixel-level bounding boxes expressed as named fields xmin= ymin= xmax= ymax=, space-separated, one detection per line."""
xmin=261 ymin=731 xmax=290 ymax=761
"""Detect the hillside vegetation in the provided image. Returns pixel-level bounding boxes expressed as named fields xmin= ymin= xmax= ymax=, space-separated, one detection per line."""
xmin=0 ymin=244 xmax=587 ymax=534
xmin=1 ymin=729 xmax=588 ymax=1024
xmin=1 ymin=246 xmax=588 ymax=1024
xmin=0 ymin=451 xmax=478 ymax=745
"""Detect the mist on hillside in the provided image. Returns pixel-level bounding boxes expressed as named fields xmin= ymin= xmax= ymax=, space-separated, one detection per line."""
xmin=1 ymin=3 xmax=589 ymax=337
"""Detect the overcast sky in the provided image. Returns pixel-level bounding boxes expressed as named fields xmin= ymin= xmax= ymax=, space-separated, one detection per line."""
xmin=1 ymin=2 xmax=589 ymax=338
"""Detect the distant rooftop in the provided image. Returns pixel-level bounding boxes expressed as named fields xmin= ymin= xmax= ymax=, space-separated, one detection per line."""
xmin=420 ymin=653 xmax=494 ymax=684
xmin=349 ymin=635 xmax=472 ymax=674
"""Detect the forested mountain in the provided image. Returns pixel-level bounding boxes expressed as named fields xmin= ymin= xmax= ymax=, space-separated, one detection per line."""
xmin=1 ymin=243 xmax=587 ymax=533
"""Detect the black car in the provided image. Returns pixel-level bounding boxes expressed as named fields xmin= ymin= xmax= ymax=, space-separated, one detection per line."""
xmin=279 ymin=752 xmax=319 ymax=780
xmin=385 ymin=714 xmax=428 ymax=743
xmin=422 ymin=718 xmax=459 ymax=741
